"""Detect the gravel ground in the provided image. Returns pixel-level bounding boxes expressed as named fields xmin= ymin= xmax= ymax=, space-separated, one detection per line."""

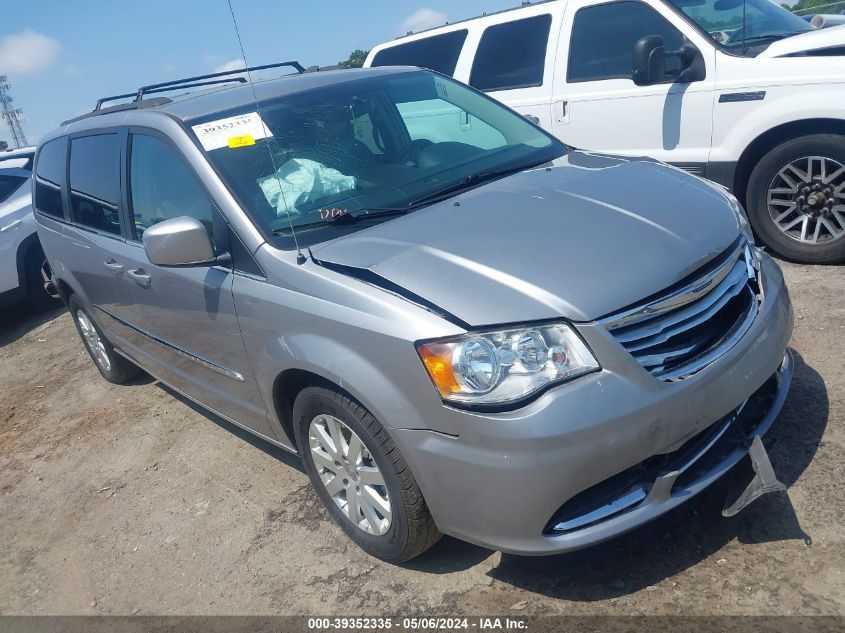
xmin=0 ymin=259 xmax=842 ymax=616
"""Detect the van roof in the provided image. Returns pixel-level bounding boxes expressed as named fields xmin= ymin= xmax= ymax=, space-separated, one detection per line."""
xmin=46 ymin=67 xmax=424 ymax=142
xmin=57 ymin=66 xmax=414 ymax=131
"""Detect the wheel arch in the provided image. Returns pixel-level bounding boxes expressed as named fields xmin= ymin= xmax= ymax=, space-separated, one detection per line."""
xmin=733 ymin=118 xmax=845 ymax=207
xmin=14 ymin=233 xmax=41 ymax=292
xmin=272 ymin=368 xmax=339 ymax=450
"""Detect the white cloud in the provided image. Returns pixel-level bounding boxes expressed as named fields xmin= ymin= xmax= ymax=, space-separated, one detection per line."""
xmin=0 ymin=29 xmax=60 ymax=75
xmin=213 ymin=58 xmax=246 ymax=73
xmin=398 ymin=8 xmax=448 ymax=35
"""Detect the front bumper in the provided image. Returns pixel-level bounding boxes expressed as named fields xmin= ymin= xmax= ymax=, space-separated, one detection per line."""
xmin=389 ymin=254 xmax=793 ymax=555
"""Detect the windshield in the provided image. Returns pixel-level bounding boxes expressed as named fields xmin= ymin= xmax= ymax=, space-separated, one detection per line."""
xmin=191 ymin=71 xmax=564 ymax=247
xmin=666 ymin=0 xmax=812 ymax=49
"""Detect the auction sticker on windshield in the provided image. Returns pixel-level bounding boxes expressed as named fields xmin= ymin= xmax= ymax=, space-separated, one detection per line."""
xmin=192 ymin=112 xmax=272 ymax=151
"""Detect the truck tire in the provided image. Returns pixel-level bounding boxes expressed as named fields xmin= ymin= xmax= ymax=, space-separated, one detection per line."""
xmin=746 ymin=134 xmax=845 ymax=264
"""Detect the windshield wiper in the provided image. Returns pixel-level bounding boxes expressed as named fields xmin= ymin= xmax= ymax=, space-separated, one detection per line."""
xmin=408 ymin=157 xmax=553 ymax=208
xmin=738 ymin=32 xmax=804 ymax=47
xmin=272 ymin=207 xmax=410 ymax=234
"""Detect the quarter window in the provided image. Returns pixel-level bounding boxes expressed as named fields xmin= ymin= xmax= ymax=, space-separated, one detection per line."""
xmin=470 ymin=14 xmax=553 ymax=91
xmin=34 ymin=137 xmax=67 ymax=218
xmin=568 ymin=1 xmax=685 ymax=83
xmin=69 ymin=134 xmax=122 ymax=235
xmin=128 ymin=134 xmax=215 ymax=239
xmin=371 ymin=30 xmax=468 ymax=77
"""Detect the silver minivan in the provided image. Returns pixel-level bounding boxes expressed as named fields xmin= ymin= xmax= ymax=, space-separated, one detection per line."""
xmin=35 ymin=65 xmax=793 ymax=562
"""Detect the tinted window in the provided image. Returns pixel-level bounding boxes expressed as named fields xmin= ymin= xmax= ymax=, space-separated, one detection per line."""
xmin=568 ymin=1 xmax=685 ymax=83
xmin=69 ymin=134 xmax=122 ymax=235
xmin=129 ymin=134 xmax=215 ymax=239
xmin=0 ymin=174 xmax=27 ymax=204
xmin=470 ymin=15 xmax=553 ymax=91
xmin=371 ymin=30 xmax=468 ymax=76
xmin=34 ymin=137 xmax=67 ymax=218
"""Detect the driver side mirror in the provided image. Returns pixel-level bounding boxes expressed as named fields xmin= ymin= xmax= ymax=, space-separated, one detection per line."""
xmin=632 ymin=35 xmax=706 ymax=86
xmin=142 ymin=216 xmax=230 ymax=268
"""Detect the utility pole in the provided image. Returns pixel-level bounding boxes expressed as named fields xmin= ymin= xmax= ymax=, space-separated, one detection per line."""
xmin=0 ymin=76 xmax=29 ymax=148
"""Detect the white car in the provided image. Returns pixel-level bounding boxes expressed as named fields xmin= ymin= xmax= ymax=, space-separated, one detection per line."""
xmin=0 ymin=146 xmax=57 ymax=309
xmin=366 ymin=0 xmax=845 ymax=263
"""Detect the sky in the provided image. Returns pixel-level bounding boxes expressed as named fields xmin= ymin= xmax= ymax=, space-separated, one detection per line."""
xmin=1 ymin=0 xmax=519 ymax=145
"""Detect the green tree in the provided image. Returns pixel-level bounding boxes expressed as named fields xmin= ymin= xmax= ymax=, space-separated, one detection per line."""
xmin=790 ymin=0 xmax=845 ymax=15
xmin=339 ymin=49 xmax=370 ymax=69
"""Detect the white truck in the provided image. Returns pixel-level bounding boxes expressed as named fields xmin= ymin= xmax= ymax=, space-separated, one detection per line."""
xmin=365 ymin=0 xmax=845 ymax=263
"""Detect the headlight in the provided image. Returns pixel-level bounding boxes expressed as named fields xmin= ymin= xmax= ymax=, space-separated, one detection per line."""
xmin=416 ymin=322 xmax=600 ymax=406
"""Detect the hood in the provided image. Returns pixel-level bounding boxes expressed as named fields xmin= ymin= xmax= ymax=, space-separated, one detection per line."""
xmin=757 ymin=24 xmax=845 ymax=58
xmin=312 ymin=152 xmax=743 ymax=327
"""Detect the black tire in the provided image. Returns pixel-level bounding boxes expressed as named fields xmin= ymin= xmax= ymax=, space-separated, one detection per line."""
xmin=68 ymin=295 xmax=143 ymax=384
xmin=293 ymin=386 xmax=441 ymax=562
xmin=746 ymin=134 xmax=845 ymax=264
xmin=24 ymin=247 xmax=61 ymax=311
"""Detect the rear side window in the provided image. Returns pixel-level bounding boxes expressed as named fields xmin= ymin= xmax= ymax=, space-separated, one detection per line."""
xmin=0 ymin=174 xmax=27 ymax=204
xmin=34 ymin=137 xmax=67 ymax=218
xmin=128 ymin=134 xmax=215 ymax=240
xmin=371 ymin=30 xmax=468 ymax=76
xmin=69 ymin=134 xmax=122 ymax=235
xmin=568 ymin=1 xmax=685 ymax=83
xmin=470 ymin=14 xmax=553 ymax=91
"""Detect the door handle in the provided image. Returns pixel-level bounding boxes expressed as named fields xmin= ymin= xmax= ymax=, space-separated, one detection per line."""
xmin=0 ymin=219 xmax=22 ymax=233
xmin=127 ymin=268 xmax=151 ymax=288
xmin=103 ymin=259 xmax=124 ymax=274
xmin=555 ymin=100 xmax=569 ymax=125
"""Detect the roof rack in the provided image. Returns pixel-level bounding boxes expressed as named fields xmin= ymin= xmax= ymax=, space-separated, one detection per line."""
xmin=93 ymin=60 xmax=306 ymax=111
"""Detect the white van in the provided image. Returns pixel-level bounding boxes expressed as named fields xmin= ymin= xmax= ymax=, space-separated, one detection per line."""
xmin=365 ymin=0 xmax=845 ymax=263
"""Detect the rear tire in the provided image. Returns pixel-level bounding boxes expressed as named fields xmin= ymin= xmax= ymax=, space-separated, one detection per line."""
xmin=746 ymin=134 xmax=845 ymax=264
xmin=68 ymin=295 xmax=143 ymax=384
xmin=293 ymin=386 xmax=440 ymax=562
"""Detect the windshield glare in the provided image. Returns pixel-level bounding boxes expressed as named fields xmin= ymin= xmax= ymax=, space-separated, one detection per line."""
xmin=667 ymin=0 xmax=811 ymax=47
xmin=193 ymin=71 xmax=563 ymax=246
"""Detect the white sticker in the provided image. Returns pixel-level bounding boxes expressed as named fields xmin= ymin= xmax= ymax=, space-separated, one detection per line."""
xmin=191 ymin=112 xmax=273 ymax=151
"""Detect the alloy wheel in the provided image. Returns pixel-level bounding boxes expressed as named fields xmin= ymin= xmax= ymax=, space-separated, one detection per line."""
xmin=308 ymin=414 xmax=392 ymax=535
xmin=76 ymin=309 xmax=112 ymax=372
xmin=767 ymin=155 xmax=845 ymax=245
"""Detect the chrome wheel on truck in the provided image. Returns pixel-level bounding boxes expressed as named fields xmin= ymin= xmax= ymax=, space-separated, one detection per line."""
xmin=748 ymin=134 xmax=845 ymax=264
xmin=767 ymin=155 xmax=845 ymax=245
xmin=309 ymin=413 xmax=392 ymax=536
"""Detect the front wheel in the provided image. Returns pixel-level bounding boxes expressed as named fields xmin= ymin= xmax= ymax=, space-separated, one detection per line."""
xmin=747 ymin=134 xmax=845 ymax=264
xmin=293 ymin=386 xmax=440 ymax=562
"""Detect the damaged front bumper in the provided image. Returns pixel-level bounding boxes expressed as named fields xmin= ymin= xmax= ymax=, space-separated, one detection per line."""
xmin=545 ymin=351 xmax=792 ymax=536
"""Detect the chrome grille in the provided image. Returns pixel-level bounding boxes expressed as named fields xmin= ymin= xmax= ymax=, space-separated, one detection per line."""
xmin=601 ymin=240 xmax=760 ymax=381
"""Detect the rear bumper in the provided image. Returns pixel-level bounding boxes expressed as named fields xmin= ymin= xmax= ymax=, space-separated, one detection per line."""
xmin=390 ymin=254 xmax=793 ymax=555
